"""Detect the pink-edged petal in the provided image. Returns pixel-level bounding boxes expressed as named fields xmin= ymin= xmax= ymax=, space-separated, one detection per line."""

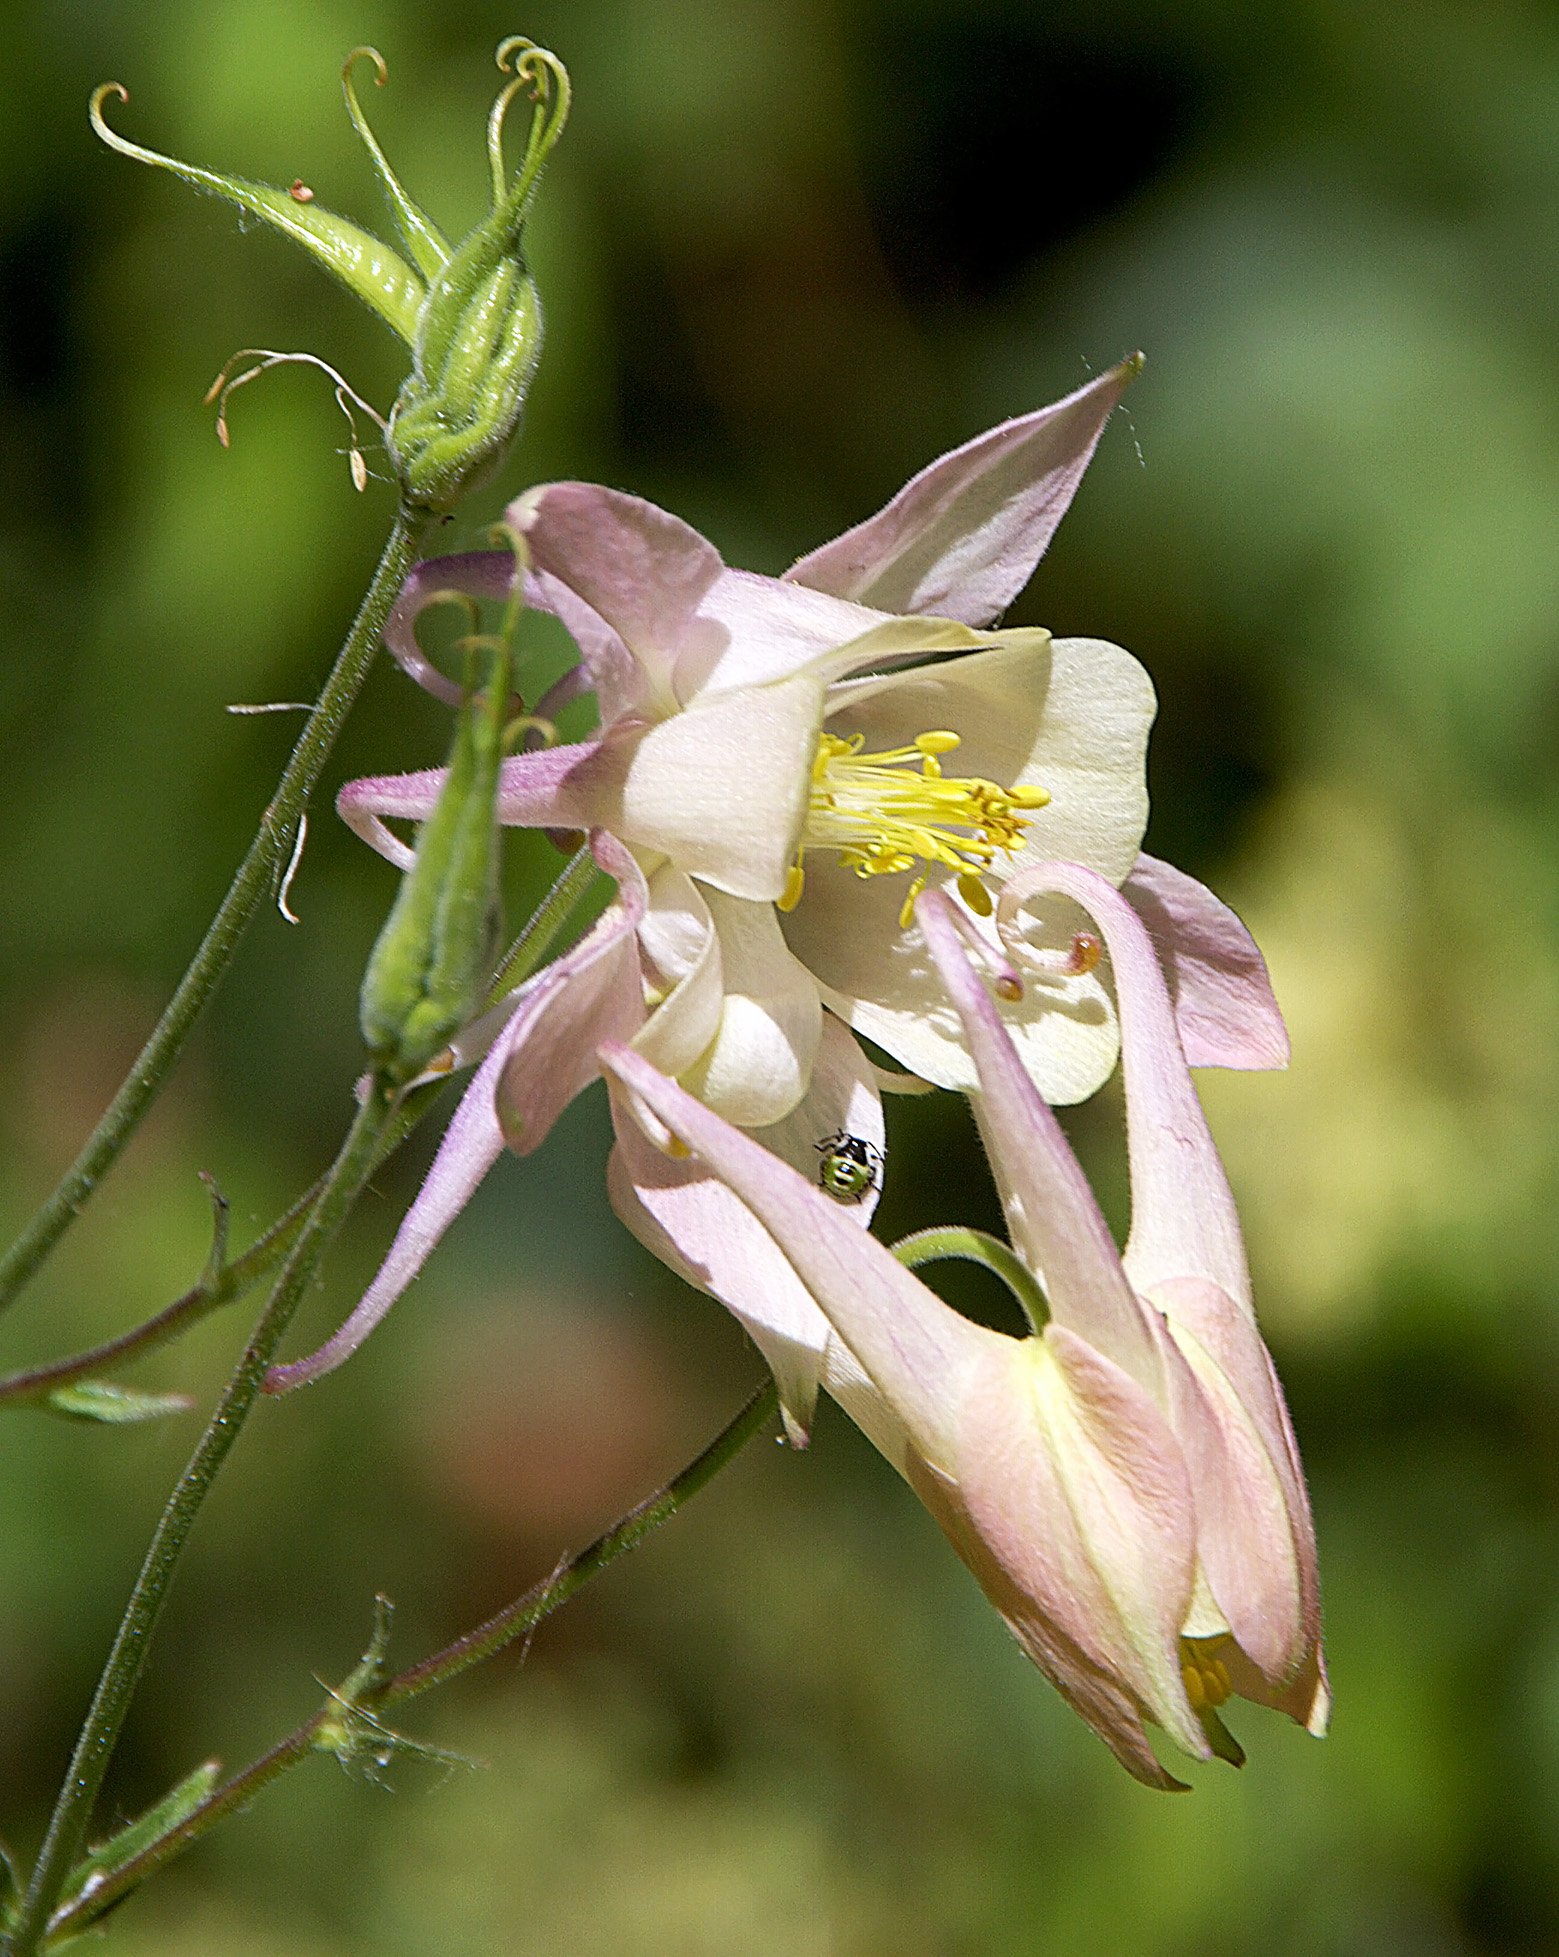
xmin=916 ymin=890 xmax=1161 ymax=1394
xmin=495 ymin=869 xmax=649 ymax=1156
xmin=263 ymin=839 xmax=646 ymax=1395
xmin=1124 ymin=854 xmax=1289 ymax=1071
xmin=509 ymin=482 xmax=724 ymax=718
xmin=1151 ymin=1275 xmax=1323 ymax=1705
xmin=947 ymin=1326 xmax=1207 ymax=1766
xmin=606 ymin=1114 xmax=828 ymax=1442
xmin=785 ymin=358 xmax=1142 ymax=626
xmin=681 ymin=584 xmax=992 ymax=704
xmin=601 ymin=1041 xmax=995 ymax=1470
xmin=998 ymin=864 xmax=1252 ymax=1315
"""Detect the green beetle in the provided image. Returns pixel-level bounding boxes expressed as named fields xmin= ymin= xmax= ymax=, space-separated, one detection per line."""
xmin=815 ymin=1131 xmax=883 ymax=1205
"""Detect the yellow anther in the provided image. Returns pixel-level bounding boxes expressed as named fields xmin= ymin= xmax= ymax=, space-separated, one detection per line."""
xmin=666 ymin=1135 xmax=691 ymax=1160
xmin=1180 ymin=1637 xmax=1235 ymax=1711
xmin=778 ymin=862 xmax=806 ymax=913
xmin=793 ymin=727 xmax=1048 ymax=925
xmin=995 ymin=974 xmax=1024 ymax=1003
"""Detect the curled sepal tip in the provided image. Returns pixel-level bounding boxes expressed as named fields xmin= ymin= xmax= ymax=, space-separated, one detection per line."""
xmin=342 ymin=46 xmax=450 ymax=281
xmin=89 ymin=81 xmax=426 ymax=345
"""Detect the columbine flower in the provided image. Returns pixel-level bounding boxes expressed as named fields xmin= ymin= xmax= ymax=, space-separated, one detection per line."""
xmin=267 ymin=362 xmax=1289 ymax=1412
xmin=599 ymin=865 xmax=1325 ymax=1787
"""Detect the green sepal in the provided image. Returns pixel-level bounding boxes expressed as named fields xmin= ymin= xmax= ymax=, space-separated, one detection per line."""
xmin=359 ymin=629 xmax=512 ymax=1082
xmin=43 ymin=1379 xmax=194 ymax=1425
xmin=90 ymin=85 xmax=425 ymax=344
xmin=341 ymin=48 xmax=450 ymax=282
xmin=56 ymin=1761 xmax=221 ymax=1919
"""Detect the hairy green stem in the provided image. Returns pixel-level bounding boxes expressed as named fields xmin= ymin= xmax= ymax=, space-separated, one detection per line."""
xmin=5 ymin=1087 xmax=398 ymax=1957
xmin=0 ymin=511 xmax=432 ymax=1321
xmin=35 ymin=1380 xmax=779 ymax=1947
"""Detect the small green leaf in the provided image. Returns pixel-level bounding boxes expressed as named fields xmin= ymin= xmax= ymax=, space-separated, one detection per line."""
xmin=90 ymin=85 xmax=425 ymax=344
xmin=44 ymin=1380 xmax=193 ymax=1425
xmin=58 ymin=1762 xmax=221 ymax=1916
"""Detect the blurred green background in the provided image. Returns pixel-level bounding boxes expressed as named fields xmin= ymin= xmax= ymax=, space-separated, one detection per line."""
xmin=4 ymin=0 xmax=1559 ymax=1950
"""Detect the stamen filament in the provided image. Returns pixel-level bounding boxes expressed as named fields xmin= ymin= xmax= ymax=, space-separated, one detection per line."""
xmin=789 ymin=728 xmax=1049 ymax=925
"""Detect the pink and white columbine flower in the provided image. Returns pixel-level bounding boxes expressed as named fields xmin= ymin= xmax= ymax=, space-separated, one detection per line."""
xmin=601 ymin=864 xmax=1325 ymax=1788
xmin=267 ymin=359 xmax=1284 ymax=1417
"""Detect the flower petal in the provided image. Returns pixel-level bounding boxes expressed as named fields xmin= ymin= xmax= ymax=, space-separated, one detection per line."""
xmin=1123 ymin=854 xmax=1290 ymax=1071
xmin=1151 ymin=1274 xmax=1323 ymax=1704
xmin=607 ymin=1015 xmax=881 ymax=1440
xmin=601 ymin=671 xmax=825 ymax=899
xmin=509 ymin=482 xmax=725 ymax=718
xmin=682 ymin=584 xmax=987 ymax=700
xmin=999 ymin=864 xmax=1252 ymax=1315
xmin=915 ymin=890 xmax=1160 ymax=1393
xmin=601 ymin=1040 xmax=993 ymax=1469
xmin=785 ymin=358 xmax=1142 ymax=626
xmin=678 ymin=890 xmax=824 ymax=1127
xmin=943 ymin=1326 xmax=1207 ymax=1766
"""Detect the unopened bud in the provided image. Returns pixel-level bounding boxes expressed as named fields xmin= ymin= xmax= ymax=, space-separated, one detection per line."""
xmin=359 ymin=630 xmax=513 ymax=1083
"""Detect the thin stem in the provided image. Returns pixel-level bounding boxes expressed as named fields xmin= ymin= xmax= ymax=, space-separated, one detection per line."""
xmin=380 ymin=1377 xmax=777 ymax=1706
xmin=0 ymin=510 xmax=432 ymax=1321
xmin=6 ymin=1088 xmax=398 ymax=1957
xmin=893 ymin=1225 xmax=1049 ymax=1332
xmin=35 ymin=1380 xmax=779 ymax=1947
xmin=486 ymin=843 xmax=597 ymax=1002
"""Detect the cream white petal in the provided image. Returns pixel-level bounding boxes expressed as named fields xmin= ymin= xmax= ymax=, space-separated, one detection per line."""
xmin=678 ymin=890 xmax=824 ymax=1128
xmin=596 ymin=669 xmax=826 ymax=900
xmin=630 ymin=865 xmax=726 ymax=1083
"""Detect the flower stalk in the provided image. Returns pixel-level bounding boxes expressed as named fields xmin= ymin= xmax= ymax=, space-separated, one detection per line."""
xmin=28 ymin=1382 xmax=778 ymax=1950
xmin=5 ymin=1083 xmax=400 ymax=1957
xmin=0 ymin=511 xmax=432 ymax=1322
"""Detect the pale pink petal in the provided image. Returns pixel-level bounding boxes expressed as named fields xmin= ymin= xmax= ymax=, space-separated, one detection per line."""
xmin=676 ymin=570 xmax=895 ymax=701
xmin=338 ymin=736 xmax=614 ymax=867
xmin=601 ymin=1040 xmax=992 ymax=1466
xmin=262 ymin=1036 xmax=510 ymax=1394
xmin=1124 ymin=854 xmax=1289 ymax=1071
xmin=916 ymin=890 xmax=1161 ymax=1394
xmin=1152 ymin=1275 xmax=1322 ymax=1698
xmin=950 ymin=1327 xmax=1207 ymax=1764
xmin=785 ymin=358 xmax=1142 ymax=626
xmin=509 ymin=482 xmax=724 ymax=716
xmin=998 ymin=864 xmax=1251 ymax=1315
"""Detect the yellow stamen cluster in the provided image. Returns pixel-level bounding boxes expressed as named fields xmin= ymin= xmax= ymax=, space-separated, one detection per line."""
xmin=780 ymin=729 xmax=1049 ymax=928
xmin=1180 ymin=1636 xmax=1234 ymax=1711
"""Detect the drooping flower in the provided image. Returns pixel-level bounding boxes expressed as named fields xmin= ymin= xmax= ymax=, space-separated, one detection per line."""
xmin=598 ymin=865 xmax=1325 ymax=1787
xmin=268 ymin=363 xmax=1285 ymax=1413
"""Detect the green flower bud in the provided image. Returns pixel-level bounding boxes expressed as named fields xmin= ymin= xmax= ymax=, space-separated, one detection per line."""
xmin=91 ymin=37 xmax=569 ymax=516
xmin=359 ymin=618 xmax=514 ymax=1084
xmin=387 ymin=40 xmax=565 ymax=513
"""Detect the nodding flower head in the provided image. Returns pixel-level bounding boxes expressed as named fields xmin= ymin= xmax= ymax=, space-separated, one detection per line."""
xmin=91 ymin=35 xmax=568 ymax=514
